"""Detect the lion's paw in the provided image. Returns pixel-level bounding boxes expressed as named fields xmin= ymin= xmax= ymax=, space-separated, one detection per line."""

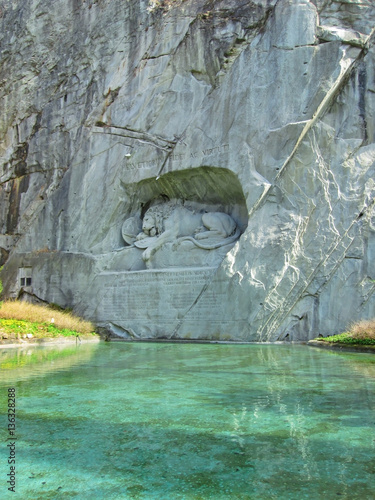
xmin=143 ymin=249 xmax=152 ymax=261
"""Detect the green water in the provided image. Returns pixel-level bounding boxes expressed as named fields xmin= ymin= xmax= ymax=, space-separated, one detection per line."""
xmin=1 ymin=342 xmax=375 ymax=499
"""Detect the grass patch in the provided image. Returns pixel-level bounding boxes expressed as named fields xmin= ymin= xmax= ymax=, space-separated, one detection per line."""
xmin=0 ymin=301 xmax=96 ymax=339
xmin=316 ymin=319 xmax=375 ymax=346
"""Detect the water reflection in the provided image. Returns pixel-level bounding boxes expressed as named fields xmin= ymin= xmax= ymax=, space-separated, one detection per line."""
xmin=0 ymin=343 xmax=100 ymax=383
xmin=0 ymin=343 xmax=374 ymax=499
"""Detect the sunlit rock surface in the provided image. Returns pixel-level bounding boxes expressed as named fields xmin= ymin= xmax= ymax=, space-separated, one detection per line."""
xmin=1 ymin=0 xmax=374 ymax=341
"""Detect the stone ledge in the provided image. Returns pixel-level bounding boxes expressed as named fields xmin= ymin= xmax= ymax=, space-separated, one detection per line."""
xmin=109 ymin=338 xmax=306 ymax=345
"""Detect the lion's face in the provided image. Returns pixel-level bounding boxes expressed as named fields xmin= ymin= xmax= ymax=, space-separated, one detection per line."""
xmin=142 ymin=213 xmax=157 ymax=237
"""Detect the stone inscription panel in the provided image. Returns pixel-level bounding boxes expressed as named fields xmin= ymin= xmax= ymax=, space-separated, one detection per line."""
xmin=97 ymin=268 xmax=221 ymax=323
xmin=125 ymin=144 xmax=229 ymax=171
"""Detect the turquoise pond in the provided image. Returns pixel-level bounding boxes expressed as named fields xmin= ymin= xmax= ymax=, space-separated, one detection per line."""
xmin=1 ymin=342 xmax=375 ymax=499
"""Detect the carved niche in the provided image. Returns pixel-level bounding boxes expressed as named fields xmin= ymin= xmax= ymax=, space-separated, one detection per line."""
xmin=116 ymin=167 xmax=247 ymax=270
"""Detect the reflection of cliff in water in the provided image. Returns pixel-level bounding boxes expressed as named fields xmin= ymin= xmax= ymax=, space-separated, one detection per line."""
xmin=308 ymin=347 xmax=375 ymax=380
xmin=0 ymin=343 xmax=100 ymax=383
xmin=223 ymin=346 xmax=375 ymax=491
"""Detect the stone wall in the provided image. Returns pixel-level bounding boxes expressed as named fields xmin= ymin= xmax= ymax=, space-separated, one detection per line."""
xmin=1 ymin=0 xmax=374 ymax=340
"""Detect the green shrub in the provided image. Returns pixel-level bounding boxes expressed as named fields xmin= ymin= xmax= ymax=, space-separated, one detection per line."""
xmin=317 ymin=320 xmax=375 ymax=346
xmin=322 ymin=332 xmax=375 ymax=345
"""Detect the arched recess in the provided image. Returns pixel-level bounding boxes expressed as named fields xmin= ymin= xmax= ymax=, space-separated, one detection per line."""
xmin=123 ymin=166 xmax=248 ymax=231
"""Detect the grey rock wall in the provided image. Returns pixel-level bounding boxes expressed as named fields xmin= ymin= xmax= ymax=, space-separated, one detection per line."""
xmin=1 ymin=0 xmax=374 ymax=340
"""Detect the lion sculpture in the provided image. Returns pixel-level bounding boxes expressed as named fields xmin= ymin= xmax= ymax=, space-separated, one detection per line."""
xmin=132 ymin=201 xmax=240 ymax=262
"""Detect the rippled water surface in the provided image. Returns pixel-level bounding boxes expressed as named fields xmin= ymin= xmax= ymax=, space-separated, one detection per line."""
xmin=1 ymin=342 xmax=375 ymax=499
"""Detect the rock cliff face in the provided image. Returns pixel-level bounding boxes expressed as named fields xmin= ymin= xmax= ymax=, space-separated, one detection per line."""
xmin=1 ymin=0 xmax=374 ymax=341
